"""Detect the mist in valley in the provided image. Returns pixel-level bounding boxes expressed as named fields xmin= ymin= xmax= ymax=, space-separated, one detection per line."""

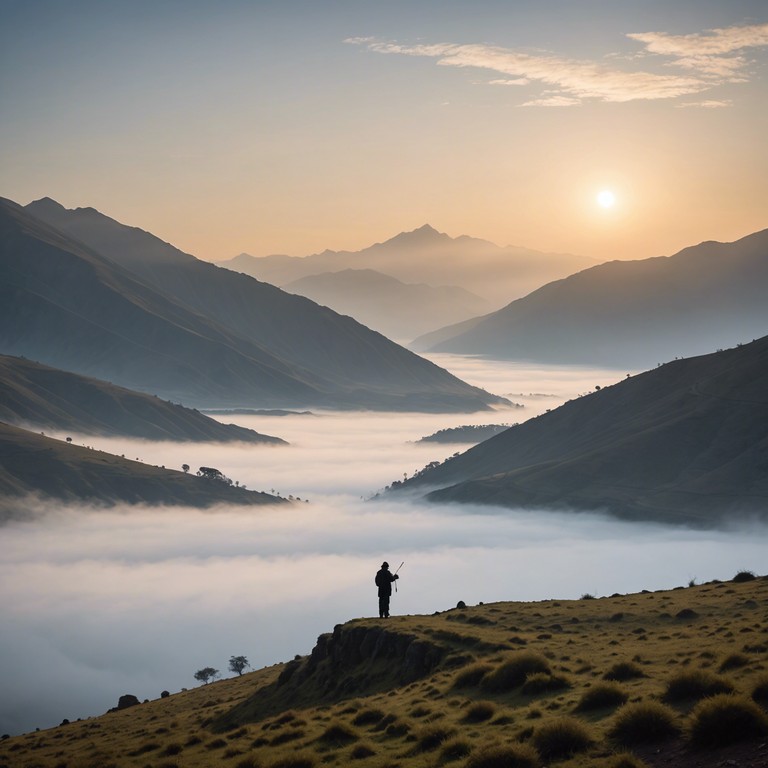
xmin=1 ymin=356 xmax=765 ymax=736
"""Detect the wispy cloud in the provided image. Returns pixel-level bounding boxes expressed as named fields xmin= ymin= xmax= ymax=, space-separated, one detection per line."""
xmin=347 ymin=22 xmax=768 ymax=107
xmin=628 ymin=23 xmax=768 ymax=79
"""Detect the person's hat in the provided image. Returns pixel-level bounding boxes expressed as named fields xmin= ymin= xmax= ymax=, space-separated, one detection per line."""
xmin=382 ymin=561 xmax=389 ymax=568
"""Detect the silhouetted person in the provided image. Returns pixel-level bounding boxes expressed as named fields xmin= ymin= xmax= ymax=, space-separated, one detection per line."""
xmin=375 ymin=561 xmax=399 ymax=618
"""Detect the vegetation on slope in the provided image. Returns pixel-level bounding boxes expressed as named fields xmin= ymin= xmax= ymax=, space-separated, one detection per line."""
xmin=3 ymin=572 xmax=767 ymax=768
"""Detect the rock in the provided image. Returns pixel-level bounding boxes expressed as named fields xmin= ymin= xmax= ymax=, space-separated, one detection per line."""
xmin=117 ymin=694 xmax=140 ymax=710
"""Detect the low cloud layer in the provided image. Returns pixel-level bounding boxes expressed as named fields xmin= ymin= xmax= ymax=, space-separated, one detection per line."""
xmin=347 ymin=22 xmax=768 ymax=106
xmin=1 ymin=357 xmax=764 ymax=735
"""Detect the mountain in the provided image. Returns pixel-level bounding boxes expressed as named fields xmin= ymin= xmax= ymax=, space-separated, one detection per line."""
xmin=216 ymin=224 xmax=595 ymax=306
xmin=0 ymin=355 xmax=285 ymax=444
xmin=282 ymin=268 xmax=491 ymax=341
xmin=4 ymin=198 xmax=503 ymax=412
xmin=3 ymin=575 xmax=767 ymax=767
xmin=412 ymin=229 xmax=768 ymax=368
xmin=391 ymin=336 xmax=768 ymax=526
xmin=0 ymin=422 xmax=283 ymax=517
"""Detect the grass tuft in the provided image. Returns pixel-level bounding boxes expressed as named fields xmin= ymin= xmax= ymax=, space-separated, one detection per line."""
xmin=688 ymin=694 xmax=768 ymax=748
xmin=608 ymin=701 xmax=681 ymax=746
xmin=464 ymin=742 xmax=541 ymax=768
xmin=732 ymin=570 xmax=757 ymax=583
xmin=521 ymin=672 xmax=570 ymax=695
xmin=751 ymin=674 xmax=768 ymax=706
xmin=268 ymin=752 xmax=316 ymax=768
xmin=662 ymin=669 xmax=734 ymax=703
xmin=452 ymin=663 xmax=492 ymax=689
xmin=603 ymin=661 xmax=645 ymax=681
xmin=719 ymin=652 xmax=750 ymax=672
xmin=352 ymin=708 xmax=385 ymax=727
xmin=574 ymin=682 xmax=628 ymax=712
xmin=316 ymin=721 xmax=358 ymax=746
xmin=480 ymin=652 xmax=551 ymax=693
xmin=413 ymin=725 xmax=454 ymax=752
xmin=461 ymin=700 xmax=496 ymax=723
xmin=438 ymin=737 xmax=472 ymax=762
xmin=350 ymin=742 xmax=376 ymax=759
xmin=531 ymin=716 xmax=593 ymax=760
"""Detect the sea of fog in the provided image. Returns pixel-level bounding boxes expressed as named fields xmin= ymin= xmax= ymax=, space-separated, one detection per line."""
xmin=1 ymin=355 xmax=765 ymax=736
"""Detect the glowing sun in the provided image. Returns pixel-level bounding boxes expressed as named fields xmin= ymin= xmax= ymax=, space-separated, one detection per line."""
xmin=597 ymin=189 xmax=616 ymax=208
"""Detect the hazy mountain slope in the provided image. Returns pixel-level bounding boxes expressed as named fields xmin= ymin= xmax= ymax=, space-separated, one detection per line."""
xmin=0 ymin=355 xmax=285 ymax=444
xmin=0 ymin=198 xmax=328 ymax=409
xmin=0 ymin=422 xmax=283 ymax=515
xmin=394 ymin=337 xmax=768 ymax=526
xmin=414 ymin=229 xmax=768 ymax=368
xmin=282 ymin=268 xmax=490 ymax=340
xmin=216 ymin=224 xmax=594 ymax=305
xmin=23 ymin=199 xmax=503 ymax=412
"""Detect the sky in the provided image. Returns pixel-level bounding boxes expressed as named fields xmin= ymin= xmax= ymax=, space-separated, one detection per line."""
xmin=1 ymin=0 xmax=767 ymax=264
xmin=1 ymin=356 xmax=766 ymax=736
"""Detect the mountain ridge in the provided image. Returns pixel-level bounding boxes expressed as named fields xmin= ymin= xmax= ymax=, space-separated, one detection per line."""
xmin=391 ymin=336 xmax=768 ymax=526
xmin=7 ymin=198 xmax=504 ymax=412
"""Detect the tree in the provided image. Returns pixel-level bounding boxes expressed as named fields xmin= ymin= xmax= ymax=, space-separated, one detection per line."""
xmin=193 ymin=667 xmax=220 ymax=685
xmin=228 ymin=655 xmax=250 ymax=676
xmin=182 ymin=464 xmax=190 ymax=473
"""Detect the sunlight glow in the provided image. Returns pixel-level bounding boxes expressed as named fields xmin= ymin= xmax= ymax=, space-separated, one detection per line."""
xmin=597 ymin=189 xmax=616 ymax=208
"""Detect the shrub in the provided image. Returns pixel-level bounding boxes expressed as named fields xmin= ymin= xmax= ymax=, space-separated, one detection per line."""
xmin=719 ymin=653 xmax=749 ymax=672
xmin=439 ymin=737 xmax=471 ymax=761
xmin=608 ymin=702 xmax=681 ymax=746
xmin=521 ymin=672 xmax=570 ymax=695
xmin=575 ymin=682 xmax=628 ymax=712
xmin=732 ymin=570 xmax=757 ymax=582
xmin=662 ymin=669 xmax=734 ymax=703
xmin=688 ymin=694 xmax=768 ymax=748
xmin=481 ymin=653 xmax=551 ymax=693
xmin=464 ymin=742 xmax=540 ymax=768
xmin=462 ymin=700 xmax=497 ymax=723
xmin=603 ymin=661 xmax=645 ymax=682
xmin=752 ymin=674 xmax=768 ymax=706
xmin=532 ymin=716 xmax=593 ymax=761
xmin=452 ymin=663 xmax=492 ymax=688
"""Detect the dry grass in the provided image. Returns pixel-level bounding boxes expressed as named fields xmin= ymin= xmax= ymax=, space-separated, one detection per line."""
xmin=2 ymin=575 xmax=767 ymax=768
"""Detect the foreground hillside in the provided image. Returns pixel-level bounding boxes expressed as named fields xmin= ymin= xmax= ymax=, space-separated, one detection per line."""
xmin=0 ymin=422 xmax=284 ymax=517
xmin=413 ymin=228 xmax=768 ymax=369
xmin=393 ymin=337 xmax=768 ymax=527
xmin=3 ymin=573 xmax=766 ymax=767
xmin=0 ymin=355 xmax=285 ymax=444
xmin=16 ymin=198 xmax=504 ymax=412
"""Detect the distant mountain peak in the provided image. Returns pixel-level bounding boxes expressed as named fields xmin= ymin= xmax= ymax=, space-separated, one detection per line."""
xmin=380 ymin=224 xmax=452 ymax=248
xmin=28 ymin=196 xmax=67 ymax=213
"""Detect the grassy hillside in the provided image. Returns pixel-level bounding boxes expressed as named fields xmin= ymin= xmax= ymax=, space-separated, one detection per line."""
xmin=2 ymin=573 xmax=766 ymax=767
xmin=0 ymin=355 xmax=286 ymax=444
xmin=0 ymin=422 xmax=284 ymax=516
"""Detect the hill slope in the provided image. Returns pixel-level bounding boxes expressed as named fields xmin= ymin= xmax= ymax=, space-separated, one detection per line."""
xmin=217 ymin=223 xmax=594 ymax=306
xmin=412 ymin=228 xmax=768 ymax=368
xmin=3 ymin=575 xmax=767 ymax=768
xmin=393 ymin=337 xmax=768 ymax=526
xmin=283 ymin=268 xmax=491 ymax=341
xmin=6 ymin=198 xmax=503 ymax=412
xmin=0 ymin=422 xmax=283 ymax=517
xmin=0 ymin=355 xmax=285 ymax=443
